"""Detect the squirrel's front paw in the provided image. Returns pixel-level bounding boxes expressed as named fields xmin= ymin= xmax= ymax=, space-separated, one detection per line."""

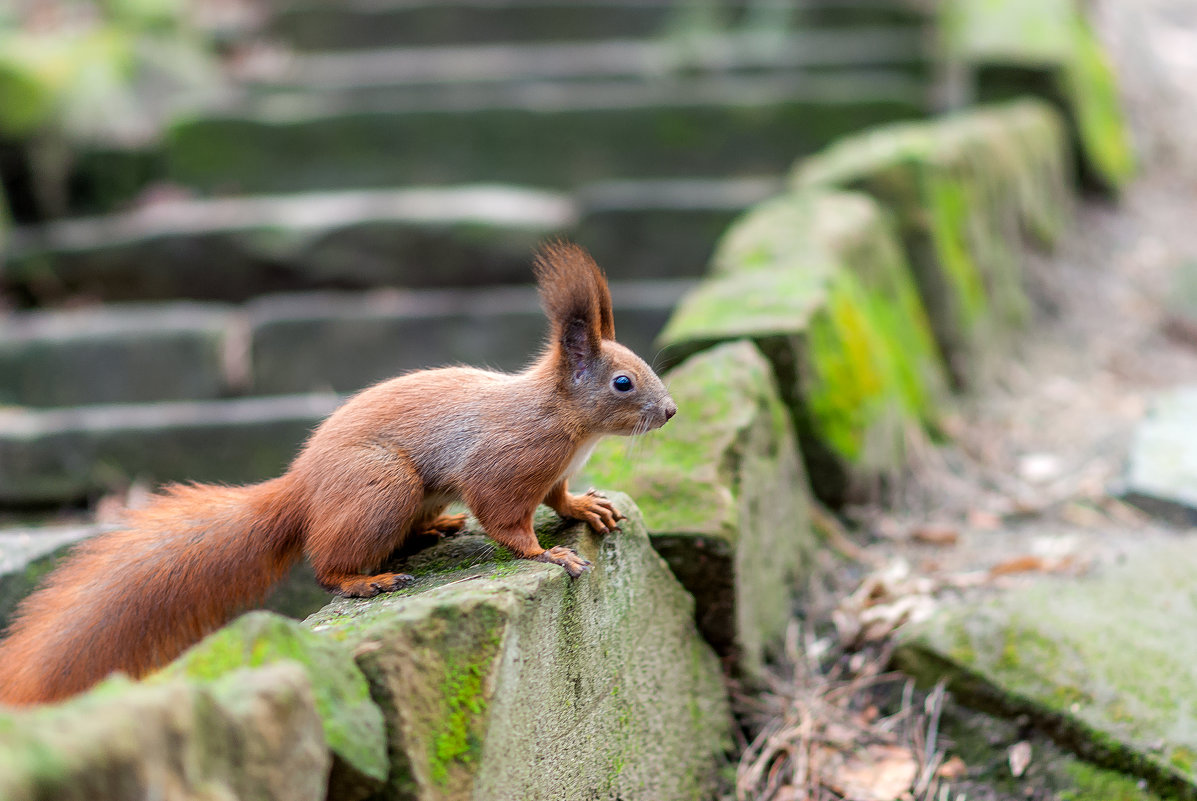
xmin=568 ymin=490 xmax=625 ymax=534
xmin=534 ymin=545 xmax=592 ymax=578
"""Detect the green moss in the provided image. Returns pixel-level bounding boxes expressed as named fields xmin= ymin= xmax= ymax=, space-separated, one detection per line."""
xmin=431 ymin=660 xmax=489 ymax=785
xmin=1062 ymin=760 xmax=1164 ymax=801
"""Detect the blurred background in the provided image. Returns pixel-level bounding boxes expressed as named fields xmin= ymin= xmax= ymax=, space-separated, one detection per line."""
xmin=0 ymin=0 xmax=947 ymax=510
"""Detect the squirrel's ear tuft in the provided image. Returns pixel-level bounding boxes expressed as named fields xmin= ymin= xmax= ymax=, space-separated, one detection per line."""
xmin=534 ymin=240 xmax=614 ymax=377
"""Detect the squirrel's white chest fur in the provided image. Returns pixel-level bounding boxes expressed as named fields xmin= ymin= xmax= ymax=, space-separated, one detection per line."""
xmin=563 ymin=435 xmax=604 ymax=480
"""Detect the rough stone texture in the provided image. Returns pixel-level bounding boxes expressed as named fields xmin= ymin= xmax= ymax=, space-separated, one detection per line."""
xmin=895 ymin=540 xmax=1197 ymax=800
xmin=580 ymin=341 xmax=814 ymax=679
xmin=657 ymin=190 xmax=945 ymax=505
xmin=0 ymin=303 xmax=234 ymax=407
xmin=574 ymin=176 xmax=782 ymax=283
xmin=793 ymin=100 xmax=1073 ymax=386
xmin=1122 ymin=386 xmax=1197 ymax=526
xmin=251 ymin=32 xmax=932 ymax=108
xmin=0 ymin=393 xmax=340 ymax=505
xmin=248 ymin=280 xmax=689 ymax=396
xmin=164 ymin=80 xmax=926 ymax=195
xmin=157 ymin=611 xmax=389 ymax=798
xmin=307 ymin=494 xmax=734 ymax=800
xmin=0 ymin=664 xmax=330 ymax=801
xmin=4 ymin=187 xmax=574 ymax=305
xmin=265 ymin=2 xmax=678 ymax=50
xmin=941 ymin=0 xmax=1134 ymax=194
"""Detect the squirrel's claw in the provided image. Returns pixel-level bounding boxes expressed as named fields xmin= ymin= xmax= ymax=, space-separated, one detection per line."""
xmin=534 ymin=546 xmax=592 ymax=578
xmin=574 ymin=490 xmax=624 ymax=533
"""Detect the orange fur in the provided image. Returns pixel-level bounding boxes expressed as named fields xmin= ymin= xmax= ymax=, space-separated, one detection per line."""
xmin=0 ymin=241 xmax=677 ymax=706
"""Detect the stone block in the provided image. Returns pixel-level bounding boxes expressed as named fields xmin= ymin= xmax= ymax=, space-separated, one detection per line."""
xmin=157 ymin=611 xmax=389 ymax=798
xmin=164 ymin=79 xmax=926 ymax=195
xmin=3 ymin=187 xmax=573 ymax=304
xmin=575 ymin=176 xmax=782 ymax=283
xmin=941 ymin=0 xmax=1134 ymax=194
xmin=793 ymin=100 xmax=1072 ymax=385
xmin=0 ymin=303 xmax=233 ymax=407
xmin=580 ymin=341 xmax=814 ymax=679
xmin=0 ymin=393 xmax=341 ymax=506
xmin=657 ymin=190 xmax=947 ymax=505
xmin=307 ymin=494 xmax=734 ymax=800
xmin=247 ymin=280 xmax=689 ymax=395
xmin=0 ymin=663 xmax=330 ymax=801
xmin=265 ymin=2 xmax=677 ymax=51
xmin=1122 ymin=386 xmax=1197 ymax=526
xmin=895 ymin=540 xmax=1197 ymax=799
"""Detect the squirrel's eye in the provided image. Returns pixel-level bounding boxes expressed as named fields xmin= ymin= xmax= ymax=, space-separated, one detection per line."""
xmin=612 ymin=375 xmax=634 ymax=392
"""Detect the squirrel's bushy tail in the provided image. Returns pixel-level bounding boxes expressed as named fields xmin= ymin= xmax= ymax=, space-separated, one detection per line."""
xmin=0 ymin=478 xmax=304 ymax=706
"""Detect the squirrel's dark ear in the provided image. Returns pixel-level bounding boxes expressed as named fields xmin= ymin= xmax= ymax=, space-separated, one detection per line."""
xmin=595 ymin=266 xmax=615 ymax=341
xmin=533 ymin=240 xmax=603 ymax=378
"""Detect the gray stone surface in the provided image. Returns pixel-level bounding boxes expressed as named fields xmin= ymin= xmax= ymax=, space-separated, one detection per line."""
xmin=0 ymin=393 xmax=340 ymax=505
xmin=247 ymin=280 xmax=691 ymax=395
xmin=896 ymin=539 xmax=1197 ymax=799
xmin=158 ymin=611 xmax=389 ymax=798
xmin=0 ymin=303 xmax=234 ymax=407
xmin=252 ymin=31 xmax=931 ymax=101
xmin=0 ymin=664 xmax=330 ymax=801
xmin=581 ymin=341 xmax=814 ymax=679
xmin=165 ymin=77 xmax=927 ymax=195
xmin=307 ymin=494 xmax=734 ymax=800
xmin=4 ymin=187 xmax=574 ymax=304
xmin=1123 ymin=386 xmax=1197 ymax=525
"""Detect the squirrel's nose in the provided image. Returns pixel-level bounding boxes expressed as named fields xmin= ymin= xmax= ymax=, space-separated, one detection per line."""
xmin=663 ymin=401 xmax=678 ymax=421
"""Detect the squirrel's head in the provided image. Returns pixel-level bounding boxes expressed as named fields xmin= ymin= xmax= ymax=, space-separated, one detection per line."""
xmin=534 ymin=240 xmax=677 ymax=436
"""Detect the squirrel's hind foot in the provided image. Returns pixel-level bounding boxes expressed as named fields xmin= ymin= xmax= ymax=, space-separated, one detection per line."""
xmin=417 ymin=512 xmax=469 ymax=538
xmin=534 ymin=545 xmax=592 ymax=578
xmin=326 ymin=571 xmax=414 ymax=598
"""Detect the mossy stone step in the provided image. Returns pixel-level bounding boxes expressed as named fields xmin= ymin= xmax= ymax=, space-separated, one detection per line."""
xmin=0 ymin=663 xmax=331 ymax=801
xmin=792 ymin=99 xmax=1073 ymax=386
xmin=581 ymin=341 xmax=814 ymax=679
xmin=306 ymin=495 xmax=733 ymax=800
xmin=657 ymin=190 xmax=947 ymax=505
xmin=0 ymin=303 xmax=234 ymax=407
xmin=259 ymin=0 xmax=933 ymax=52
xmin=940 ymin=0 xmax=1134 ymax=194
xmin=0 ymin=393 xmax=340 ymax=506
xmin=157 ymin=611 xmax=389 ymax=798
xmin=248 ymin=279 xmax=691 ymax=396
xmin=895 ymin=539 xmax=1197 ymax=800
xmin=165 ymin=77 xmax=926 ymax=195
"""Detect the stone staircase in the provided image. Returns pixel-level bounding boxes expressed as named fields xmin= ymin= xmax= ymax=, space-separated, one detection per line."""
xmin=0 ymin=0 xmax=940 ymax=510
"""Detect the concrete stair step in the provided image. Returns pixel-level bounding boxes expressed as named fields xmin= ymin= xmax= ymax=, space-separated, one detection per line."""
xmin=245 ymin=31 xmax=931 ymax=95
xmin=256 ymin=0 xmax=932 ymax=52
xmin=5 ymin=178 xmax=776 ymax=305
xmin=0 ymin=394 xmax=340 ymax=506
xmin=165 ymin=74 xmax=927 ymax=195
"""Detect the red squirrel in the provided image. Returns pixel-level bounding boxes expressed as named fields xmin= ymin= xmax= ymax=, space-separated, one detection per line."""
xmin=0 ymin=241 xmax=677 ymax=706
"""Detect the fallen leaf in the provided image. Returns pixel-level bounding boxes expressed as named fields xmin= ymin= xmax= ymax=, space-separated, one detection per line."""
xmin=937 ymin=755 xmax=968 ymax=780
xmin=1008 ymin=741 xmax=1032 ymax=777
xmin=911 ymin=525 xmax=960 ymax=546
xmin=829 ymin=744 xmax=918 ymax=801
xmin=967 ymin=509 xmax=1003 ymax=530
xmin=989 ymin=555 xmax=1048 ymax=576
